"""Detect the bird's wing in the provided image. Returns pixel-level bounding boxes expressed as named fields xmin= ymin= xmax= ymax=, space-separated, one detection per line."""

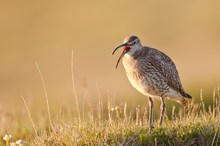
xmin=145 ymin=47 xmax=189 ymax=98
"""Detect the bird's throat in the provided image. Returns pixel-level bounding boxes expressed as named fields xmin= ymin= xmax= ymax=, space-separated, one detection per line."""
xmin=124 ymin=46 xmax=131 ymax=52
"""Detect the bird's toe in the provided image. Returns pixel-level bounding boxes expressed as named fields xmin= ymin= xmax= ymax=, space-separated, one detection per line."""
xmin=149 ymin=125 xmax=154 ymax=132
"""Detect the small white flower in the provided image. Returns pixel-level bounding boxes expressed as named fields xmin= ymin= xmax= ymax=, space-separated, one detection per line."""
xmin=111 ymin=106 xmax=118 ymax=111
xmin=16 ymin=139 xmax=22 ymax=144
xmin=3 ymin=134 xmax=13 ymax=141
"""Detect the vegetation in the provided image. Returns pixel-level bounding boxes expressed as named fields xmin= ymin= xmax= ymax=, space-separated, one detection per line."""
xmin=1 ymin=87 xmax=220 ymax=146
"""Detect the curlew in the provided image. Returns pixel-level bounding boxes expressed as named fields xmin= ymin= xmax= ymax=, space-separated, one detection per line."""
xmin=112 ymin=35 xmax=192 ymax=131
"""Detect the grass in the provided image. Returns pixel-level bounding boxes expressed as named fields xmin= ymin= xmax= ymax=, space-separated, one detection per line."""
xmin=30 ymin=89 xmax=220 ymax=146
xmin=1 ymin=87 xmax=220 ymax=146
xmin=31 ymin=112 xmax=219 ymax=146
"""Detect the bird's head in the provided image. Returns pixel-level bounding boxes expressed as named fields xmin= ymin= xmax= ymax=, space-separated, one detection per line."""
xmin=112 ymin=35 xmax=142 ymax=68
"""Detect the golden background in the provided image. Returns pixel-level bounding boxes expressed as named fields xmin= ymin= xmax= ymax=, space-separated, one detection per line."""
xmin=0 ymin=1 xmax=220 ymax=112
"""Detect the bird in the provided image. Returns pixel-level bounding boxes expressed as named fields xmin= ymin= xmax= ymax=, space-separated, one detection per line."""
xmin=112 ymin=35 xmax=192 ymax=131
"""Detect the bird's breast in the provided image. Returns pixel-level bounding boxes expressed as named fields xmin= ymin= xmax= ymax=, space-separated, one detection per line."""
xmin=122 ymin=55 xmax=155 ymax=97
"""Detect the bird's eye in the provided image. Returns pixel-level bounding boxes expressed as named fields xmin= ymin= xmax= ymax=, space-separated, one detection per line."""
xmin=133 ymin=41 xmax=136 ymax=45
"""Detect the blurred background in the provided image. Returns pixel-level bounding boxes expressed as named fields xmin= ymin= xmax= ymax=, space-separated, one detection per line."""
xmin=0 ymin=1 xmax=220 ymax=115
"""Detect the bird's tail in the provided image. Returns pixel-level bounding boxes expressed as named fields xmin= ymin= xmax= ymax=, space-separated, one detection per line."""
xmin=185 ymin=93 xmax=192 ymax=99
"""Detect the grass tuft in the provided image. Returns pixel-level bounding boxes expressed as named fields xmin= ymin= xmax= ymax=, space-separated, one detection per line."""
xmin=28 ymin=88 xmax=220 ymax=146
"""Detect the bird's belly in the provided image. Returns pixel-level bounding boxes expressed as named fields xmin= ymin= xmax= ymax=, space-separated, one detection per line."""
xmin=126 ymin=71 xmax=159 ymax=97
xmin=123 ymin=59 xmax=159 ymax=98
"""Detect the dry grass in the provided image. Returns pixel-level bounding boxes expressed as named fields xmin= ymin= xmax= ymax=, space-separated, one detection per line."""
xmin=29 ymin=87 xmax=220 ymax=146
xmin=1 ymin=87 xmax=219 ymax=146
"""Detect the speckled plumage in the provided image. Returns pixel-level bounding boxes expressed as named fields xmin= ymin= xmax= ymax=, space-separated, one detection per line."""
xmin=113 ymin=35 xmax=192 ymax=130
xmin=123 ymin=46 xmax=191 ymax=104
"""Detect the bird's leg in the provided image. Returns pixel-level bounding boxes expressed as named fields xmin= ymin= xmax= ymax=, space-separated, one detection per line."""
xmin=148 ymin=97 xmax=154 ymax=131
xmin=159 ymin=97 xmax=165 ymax=127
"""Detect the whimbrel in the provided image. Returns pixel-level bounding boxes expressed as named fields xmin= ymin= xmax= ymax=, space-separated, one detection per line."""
xmin=112 ymin=35 xmax=192 ymax=130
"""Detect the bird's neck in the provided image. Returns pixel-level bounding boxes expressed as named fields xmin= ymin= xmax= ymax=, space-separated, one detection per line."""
xmin=126 ymin=46 xmax=143 ymax=59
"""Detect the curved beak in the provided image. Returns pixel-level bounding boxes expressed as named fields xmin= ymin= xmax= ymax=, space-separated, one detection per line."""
xmin=112 ymin=43 xmax=128 ymax=55
xmin=112 ymin=43 xmax=129 ymax=68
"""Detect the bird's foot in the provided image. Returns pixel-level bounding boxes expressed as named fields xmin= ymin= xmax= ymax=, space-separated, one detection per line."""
xmin=149 ymin=125 xmax=154 ymax=132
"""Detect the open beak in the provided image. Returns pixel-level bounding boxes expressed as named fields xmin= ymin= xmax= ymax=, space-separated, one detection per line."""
xmin=112 ymin=43 xmax=129 ymax=68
